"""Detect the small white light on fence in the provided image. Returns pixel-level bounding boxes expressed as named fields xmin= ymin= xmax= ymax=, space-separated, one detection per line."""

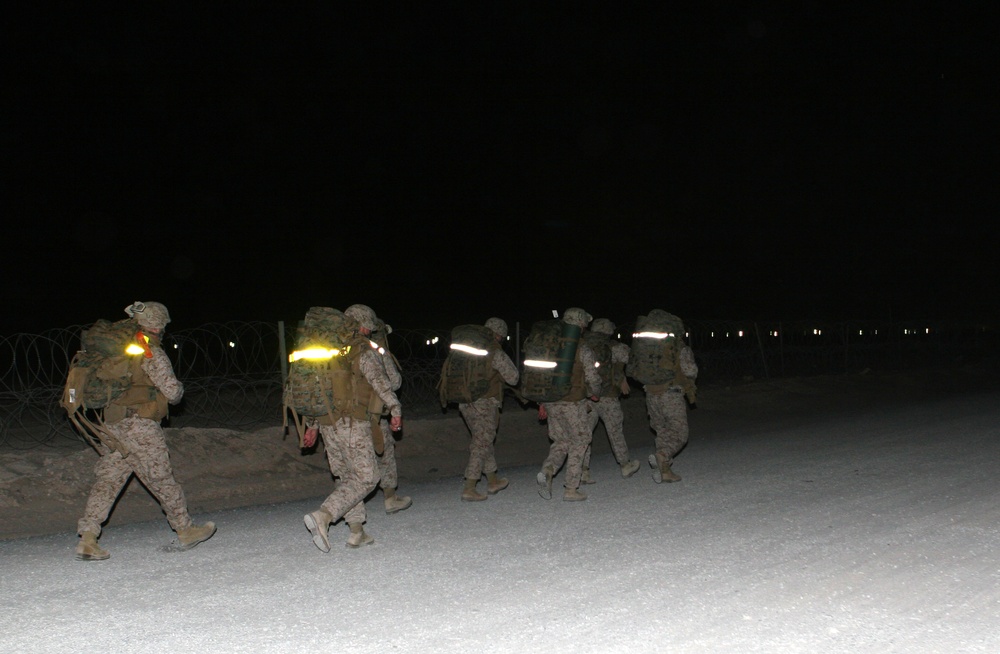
xmin=229 ymin=341 xmax=236 ymax=348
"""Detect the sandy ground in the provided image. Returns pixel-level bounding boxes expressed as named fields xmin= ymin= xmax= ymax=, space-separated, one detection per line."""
xmin=1 ymin=365 xmax=993 ymax=541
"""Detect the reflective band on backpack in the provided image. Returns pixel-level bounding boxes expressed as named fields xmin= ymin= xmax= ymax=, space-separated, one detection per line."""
xmin=524 ymin=359 xmax=557 ymax=368
xmin=633 ymin=332 xmax=674 ymax=339
xmin=289 ymin=347 xmax=345 ymax=362
xmin=451 ymin=343 xmax=489 ymax=356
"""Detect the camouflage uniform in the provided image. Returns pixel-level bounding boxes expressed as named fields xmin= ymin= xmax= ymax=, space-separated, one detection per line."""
xmin=76 ymin=301 xmax=214 ymax=560
xmin=77 ymin=346 xmax=190 ymax=536
xmin=375 ymin=331 xmax=411 ymax=513
xmin=459 ymin=348 xmax=519 ymax=481
xmin=317 ymin=344 xmax=402 ymax=526
xmin=541 ymin=340 xmax=602 ymax=492
xmin=645 ymin=344 xmax=698 ymax=471
xmin=584 ymin=339 xmax=633 ymax=470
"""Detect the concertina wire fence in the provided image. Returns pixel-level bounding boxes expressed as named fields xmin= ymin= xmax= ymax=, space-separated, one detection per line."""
xmin=1 ymin=317 xmax=996 ymax=449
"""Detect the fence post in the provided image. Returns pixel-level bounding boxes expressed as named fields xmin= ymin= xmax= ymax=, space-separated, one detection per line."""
xmin=277 ymin=321 xmax=288 ymax=387
xmin=515 ymin=321 xmax=521 ymax=365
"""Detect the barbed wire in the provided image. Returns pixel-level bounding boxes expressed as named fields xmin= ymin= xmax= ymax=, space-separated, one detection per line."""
xmin=1 ymin=318 xmax=996 ymax=449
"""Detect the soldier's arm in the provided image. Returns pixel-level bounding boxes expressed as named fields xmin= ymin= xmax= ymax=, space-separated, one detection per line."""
xmin=360 ymin=349 xmax=402 ymax=417
xmin=579 ymin=344 xmax=602 ymax=397
xmin=382 ymin=350 xmax=403 ymax=391
xmin=493 ymin=350 xmax=520 ymax=386
xmin=142 ymin=346 xmax=184 ymax=404
xmin=680 ymin=345 xmax=698 ymax=379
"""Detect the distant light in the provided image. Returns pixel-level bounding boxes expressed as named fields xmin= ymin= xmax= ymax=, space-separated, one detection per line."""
xmin=524 ymin=359 xmax=557 ymax=369
xmin=228 ymin=341 xmax=236 ymax=348
xmin=173 ymin=343 xmax=178 ymax=349
xmin=426 ymin=336 xmax=440 ymax=346
xmin=926 ymin=327 xmax=930 ymax=334
xmin=451 ymin=343 xmax=488 ymax=356
xmin=551 ymin=309 xmax=559 ymax=318
xmin=738 ymin=330 xmax=744 ymax=338
xmin=813 ymin=329 xmax=822 ymax=336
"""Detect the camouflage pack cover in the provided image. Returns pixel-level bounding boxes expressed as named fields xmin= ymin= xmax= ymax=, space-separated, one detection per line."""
xmin=626 ymin=310 xmax=686 ymax=385
xmin=283 ymin=307 xmax=359 ymax=418
xmin=61 ymin=318 xmax=143 ymax=412
xmin=519 ymin=319 xmax=582 ymax=402
xmin=437 ymin=324 xmax=499 ymax=406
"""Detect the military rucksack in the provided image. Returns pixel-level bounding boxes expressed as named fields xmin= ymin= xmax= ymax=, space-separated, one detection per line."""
xmin=62 ymin=318 xmax=146 ymax=413
xmin=518 ymin=319 xmax=583 ymax=403
xmin=626 ymin=310 xmax=686 ymax=385
xmin=61 ymin=317 xmax=157 ymax=453
xmin=437 ymin=324 xmax=499 ymax=407
xmin=283 ymin=307 xmax=359 ymax=416
xmin=583 ymin=330 xmax=617 ymax=397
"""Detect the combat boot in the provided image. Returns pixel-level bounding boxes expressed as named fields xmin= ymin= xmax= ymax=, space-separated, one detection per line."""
xmin=620 ymin=459 xmax=641 ymax=478
xmin=486 ymin=472 xmax=509 ymax=495
xmin=536 ymin=465 xmax=554 ymax=500
xmin=176 ymin=522 xmax=217 ymax=550
xmin=384 ymin=488 xmax=413 ymax=514
xmin=304 ymin=510 xmax=332 ymax=552
xmin=580 ymin=467 xmax=596 ymax=485
xmin=75 ymin=531 xmax=109 ymax=561
xmin=648 ymin=453 xmax=681 ymax=484
xmin=563 ymin=487 xmax=587 ymax=501
xmin=346 ymin=522 xmax=374 ymax=548
xmin=461 ymin=478 xmax=487 ymax=502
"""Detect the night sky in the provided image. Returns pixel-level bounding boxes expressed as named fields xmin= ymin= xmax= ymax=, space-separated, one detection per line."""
xmin=3 ymin=4 xmax=997 ymax=334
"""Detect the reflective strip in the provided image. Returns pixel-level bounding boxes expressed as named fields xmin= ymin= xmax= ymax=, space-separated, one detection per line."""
xmin=524 ymin=359 xmax=557 ymax=369
xmin=451 ymin=343 xmax=489 ymax=356
xmin=632 ymin=331 xmax=674 ymax=339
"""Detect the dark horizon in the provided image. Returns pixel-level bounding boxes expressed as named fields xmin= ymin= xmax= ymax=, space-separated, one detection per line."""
xmin=3 ymin=5 xmax=997 ymax=334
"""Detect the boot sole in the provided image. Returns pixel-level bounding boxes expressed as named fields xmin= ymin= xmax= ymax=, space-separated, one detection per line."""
xmin=536 ymin=472 xmax=552 ymax=500
xmin=304 ymin=514 xmax=331 ymax=553
xmin=75 ymin=552 xmax=110 ymax=561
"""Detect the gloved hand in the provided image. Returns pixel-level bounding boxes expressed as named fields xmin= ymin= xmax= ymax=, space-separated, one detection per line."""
xmin=538 ymin=404 xmax=547 ymax=421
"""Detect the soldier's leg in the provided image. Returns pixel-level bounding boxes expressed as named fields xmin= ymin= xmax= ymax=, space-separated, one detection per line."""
xmin=121 ymin=418 xmax=193 ymax=532
xmin=459 ymin=402 xmax=491 ymax=482
xmin=77 ymin=448 xmax=133 ymax=537
xmin=542 ymin=404 xmax=572 ymax=475
xmin=562 ymin=403 xmax=593 ymax=492
xmin=321 ymin=420 xmax=379 ymax=525
xmin=600 ymin=399 xmax=631 ymax=464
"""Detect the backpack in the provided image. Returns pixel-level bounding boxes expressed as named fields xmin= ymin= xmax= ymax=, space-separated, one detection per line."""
xmin=61 ymin=318 xmax=144 ymax=413
xmin=582 ymin=330 xmax=615 ymax=396
xmin=61 ymin=318 xmax=152 ymax=452
xmin=282 ymin=307 xmax=360 ymax=440
xmin=437 ymin=324 xmax=499 ymax=407
xmin=518 ymin=319 xmax=583 ymax=403
xmin=626 ymin=310 xmax=686 ymax=385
